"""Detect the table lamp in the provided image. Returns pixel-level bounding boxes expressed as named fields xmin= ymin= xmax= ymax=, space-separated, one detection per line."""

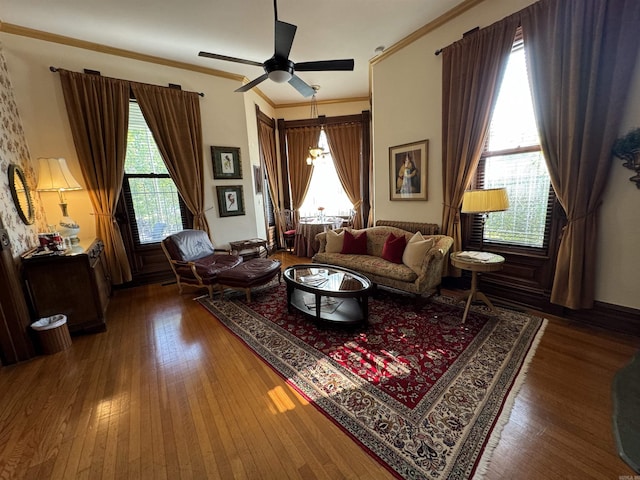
xmin=36 ymin=157 xmax=83 ymax=245
xmin=461 ymin=187 xmax=509 ymax=250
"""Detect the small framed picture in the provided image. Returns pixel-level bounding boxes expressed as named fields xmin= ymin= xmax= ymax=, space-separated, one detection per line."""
xmin=389 ymin=139 xmax=428 ymax=201
xmin=212 ymin=146 xmax=242 ymax=179
xmin=216 ymin=185 xmax=245 ymax=217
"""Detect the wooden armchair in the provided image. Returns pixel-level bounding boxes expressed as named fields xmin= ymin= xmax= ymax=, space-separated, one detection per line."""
xmin=161 ymin=229 xmax=242 ymax=298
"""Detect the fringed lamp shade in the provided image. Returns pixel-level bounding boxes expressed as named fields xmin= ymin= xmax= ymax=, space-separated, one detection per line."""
xmin=461 ymin=188 xmax=509 ymax=251
xmin=461 ymin=188 xmax=509 ymax=214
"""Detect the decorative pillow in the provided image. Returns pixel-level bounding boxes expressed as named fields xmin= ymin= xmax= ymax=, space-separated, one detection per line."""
xmin=341 ymin=229 xmax=368 ymax=255
xmin=381 ymin=233 xmax=407 ymax=264
xmin=325 ymin=229 xmax=345 ymax=253
xmin=402 ymin=231 xmax=434 ymax=274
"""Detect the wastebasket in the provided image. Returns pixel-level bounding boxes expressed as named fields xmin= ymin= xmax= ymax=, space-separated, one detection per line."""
xmin=31 ymin=314 xmax=72 ymax=354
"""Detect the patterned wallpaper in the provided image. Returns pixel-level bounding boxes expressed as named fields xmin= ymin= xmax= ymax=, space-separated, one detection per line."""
xmin=0 ymin=43 xmax=45 ymax=257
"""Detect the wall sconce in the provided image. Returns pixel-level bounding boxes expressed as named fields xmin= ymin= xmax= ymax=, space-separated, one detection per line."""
xmin=36 ymin=157 xmax=83 ymax=244
xmin=612 ymin=127 xmax=640 ymax=189
xmin=461 ymin=187 xmax=509 ymax=250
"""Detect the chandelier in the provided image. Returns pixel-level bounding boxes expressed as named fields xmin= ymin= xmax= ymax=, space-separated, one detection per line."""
xmin=306 ymin=85 xmax=328 ymax=166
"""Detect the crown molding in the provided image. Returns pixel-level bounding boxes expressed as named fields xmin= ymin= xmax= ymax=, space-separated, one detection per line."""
xmin=369 ymin=0 xmax=486 ymax=67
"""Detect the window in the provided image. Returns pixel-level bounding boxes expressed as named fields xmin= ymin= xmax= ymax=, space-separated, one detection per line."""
xmin=123 ymin=102 xmax=190 ymax=245
xmin=474 ymin=36 xmax=554 ymax=250
xmin=300 ymin=130 xmax=353 ymax=217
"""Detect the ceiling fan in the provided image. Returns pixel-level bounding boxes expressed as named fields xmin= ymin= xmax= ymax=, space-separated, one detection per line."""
xmin=198 ymin=0 xmax=354 ymax=97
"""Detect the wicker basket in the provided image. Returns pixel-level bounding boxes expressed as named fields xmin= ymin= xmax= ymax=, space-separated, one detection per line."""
xmin=31 ymin=314 xmax=72 ymax=354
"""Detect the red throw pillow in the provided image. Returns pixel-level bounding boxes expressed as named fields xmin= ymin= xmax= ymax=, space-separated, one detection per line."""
xmin=381 ymin=233 xmax=407 ymax=264
xmin=341 ymin=230 xmax=367 ymax=254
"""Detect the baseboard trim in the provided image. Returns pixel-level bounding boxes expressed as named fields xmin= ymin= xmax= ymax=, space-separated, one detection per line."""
xmin=444 ymin=275 xmax=640 ymax=337
xmin=564 ymin=301 xmax=640 ymax=338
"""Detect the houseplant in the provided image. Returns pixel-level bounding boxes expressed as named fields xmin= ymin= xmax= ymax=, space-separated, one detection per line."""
xmin=612 ymin=127 xmax=640 ymax=188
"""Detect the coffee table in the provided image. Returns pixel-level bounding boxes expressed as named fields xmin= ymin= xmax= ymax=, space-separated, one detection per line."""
xmin=283 ymin=264 xmax=373 ymax=325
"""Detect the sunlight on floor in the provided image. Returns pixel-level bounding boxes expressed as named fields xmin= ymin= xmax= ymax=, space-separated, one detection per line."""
xmin=267 ymin=386 xmax=297 ymax=413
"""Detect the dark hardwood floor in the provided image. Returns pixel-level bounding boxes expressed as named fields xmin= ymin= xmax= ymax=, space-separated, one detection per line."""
xmin=0 ymin=251 xmax=637 ymax=479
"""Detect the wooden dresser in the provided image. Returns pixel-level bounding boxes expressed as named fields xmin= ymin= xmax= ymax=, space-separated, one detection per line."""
xmin=22 ymin=239 xmax=111 ymax=334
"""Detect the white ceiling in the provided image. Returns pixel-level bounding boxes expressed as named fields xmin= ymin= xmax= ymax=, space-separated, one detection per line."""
xmin=0 ymin=0 xmax=465 ymax=105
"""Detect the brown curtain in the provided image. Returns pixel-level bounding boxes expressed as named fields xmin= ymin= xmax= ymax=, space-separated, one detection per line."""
xmin=325 ymin=123 xmax=364 ymax=229
xmin=521 ymin=0 xmax=640 ymax=309
xmin=58 ymin=69 xmax=132 ymax=285
xmin=286 ymin=125 xmax=321 ymax=217
xmin=256 ymin=110 xmax=285 ymax=246
xmin=130 ymin=83 xmax=210 ymax=236
xmin=441 ymin=16 xmax=521 ymax=274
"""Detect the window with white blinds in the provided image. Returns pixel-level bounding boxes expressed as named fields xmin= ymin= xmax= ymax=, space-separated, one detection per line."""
xmin=474 ymin=34 xmax=555 ymax=250
xmin=123 ymin=102 xmax=189 ymax=245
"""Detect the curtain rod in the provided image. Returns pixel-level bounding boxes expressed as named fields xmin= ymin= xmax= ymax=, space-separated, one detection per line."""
xmin=434 ymin=26 xmax=480 ymax=56
xmin=49 ymin=66 xmax=205 ymax=97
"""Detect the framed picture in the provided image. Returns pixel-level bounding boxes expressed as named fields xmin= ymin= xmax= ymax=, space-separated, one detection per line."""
xmin=212 ymin=146 xmax=242 ymax=179
xmin=216 ymin=185 xmax=245 ymax=217
xmin=389 ymin=139 xmax=428 ymax=201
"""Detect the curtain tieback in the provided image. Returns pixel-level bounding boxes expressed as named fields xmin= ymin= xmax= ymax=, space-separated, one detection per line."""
xmin=93 ymin=213 xmax=116 ymax=221
xmin=565 ymin=207 xmax=600 ymax=225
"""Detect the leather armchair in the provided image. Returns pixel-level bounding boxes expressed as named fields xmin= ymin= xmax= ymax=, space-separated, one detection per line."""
xmin=161 ymin=229 xmax=242 ymax=298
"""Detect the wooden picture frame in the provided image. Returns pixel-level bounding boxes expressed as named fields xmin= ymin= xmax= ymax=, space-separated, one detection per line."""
xmin=216 ymin=185 xmax=245 ymax=217
xmin=212 ymin=146 xmax=242 ymax=179
xmin=389 ymin=139 xmax=428 ymax=201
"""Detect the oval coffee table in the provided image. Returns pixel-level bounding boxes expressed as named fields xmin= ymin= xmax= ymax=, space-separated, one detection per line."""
xmin=283 ymin=264 xmax=373 ymax=325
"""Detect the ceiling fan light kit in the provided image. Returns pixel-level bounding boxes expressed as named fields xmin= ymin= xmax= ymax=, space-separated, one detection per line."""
xmin=198 ymin=0 xmax=354 ymax=97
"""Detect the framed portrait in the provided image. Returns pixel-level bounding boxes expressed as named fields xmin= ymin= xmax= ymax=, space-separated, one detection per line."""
xmin=216 ymin=185 xmax=245 ymax=217
xmin=212 ymin=146 xmax=242 ymax=179
xmin=389 ymin=139 xmax=428 ymax=201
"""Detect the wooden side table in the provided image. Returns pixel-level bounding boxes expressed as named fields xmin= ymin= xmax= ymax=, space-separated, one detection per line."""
xmin=450 ymin=251 xmax=505 ymax=323
xmin=229 ymin=238 xmax=268 ymax=260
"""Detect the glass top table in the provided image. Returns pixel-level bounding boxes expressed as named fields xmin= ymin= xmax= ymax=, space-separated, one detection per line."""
xmin=283 ymin=264 xmax=373 ymax=325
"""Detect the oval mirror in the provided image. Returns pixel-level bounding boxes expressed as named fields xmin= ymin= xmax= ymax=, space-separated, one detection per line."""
xmin=8 ymin=164 xmax=35 ymax=225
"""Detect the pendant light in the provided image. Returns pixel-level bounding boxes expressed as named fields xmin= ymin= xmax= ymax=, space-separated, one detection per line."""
xmin=306 ymin=85 xmax=328 ymax=166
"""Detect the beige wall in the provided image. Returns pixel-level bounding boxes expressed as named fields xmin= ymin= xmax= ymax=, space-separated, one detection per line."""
xmin=275 ymin=99 xmax=370 ymax=122
xmin=371 ymin=0 xmax=640 ymax=309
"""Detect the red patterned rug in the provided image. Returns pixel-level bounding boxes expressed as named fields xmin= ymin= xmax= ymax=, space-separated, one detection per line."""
xmin=198 ymin=283 xmax=546 ymax=479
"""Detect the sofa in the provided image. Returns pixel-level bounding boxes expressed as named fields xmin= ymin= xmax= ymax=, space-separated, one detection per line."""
xmin=312 ymin=224 xmax=453 ymax=296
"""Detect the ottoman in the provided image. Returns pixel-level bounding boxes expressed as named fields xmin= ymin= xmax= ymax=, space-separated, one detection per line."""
xmin=217 ymin=258 xmax=282 ymax=302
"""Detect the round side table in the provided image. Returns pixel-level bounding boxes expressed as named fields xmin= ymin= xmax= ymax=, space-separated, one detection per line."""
xmin=450 ymin=251 xmax=505 ymax=323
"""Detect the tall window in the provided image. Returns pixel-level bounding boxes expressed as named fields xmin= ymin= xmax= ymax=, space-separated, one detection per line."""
xmin=300 ymin=130 xmax=353 ymax=217
xmin=123 ymin=102 xmax=189 ymax=245
xmin=475 ymin=36 xmax=554 ymax=250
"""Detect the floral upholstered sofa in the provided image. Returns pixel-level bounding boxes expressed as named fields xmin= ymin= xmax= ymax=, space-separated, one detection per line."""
xmin=312 ymin=224 xmax=453 ymax=296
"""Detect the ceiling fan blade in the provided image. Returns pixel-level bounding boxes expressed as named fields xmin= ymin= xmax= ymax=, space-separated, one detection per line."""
xmin=288 ymin=75 xmax=316 ymax=97
xmin=295 ymin=59 xmax=355 ymax=71
xmin=274 ymin=20 xmax=297 ymax=59
xmin=199 ymin=51 xmax=263 ymax=67
xmin=235 ymin=73 xmax=270 ymax=93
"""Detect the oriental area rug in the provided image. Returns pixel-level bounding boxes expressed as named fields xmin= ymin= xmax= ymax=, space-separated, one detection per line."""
xmin=198 ymin=284 xmax=546 ymax=479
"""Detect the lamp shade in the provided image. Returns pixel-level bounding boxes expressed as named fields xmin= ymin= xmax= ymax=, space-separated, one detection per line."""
xmin=35 ymin=158 xmax=82 ymax=192
xmin=461 ymin=188 xmax=509 ymax=214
